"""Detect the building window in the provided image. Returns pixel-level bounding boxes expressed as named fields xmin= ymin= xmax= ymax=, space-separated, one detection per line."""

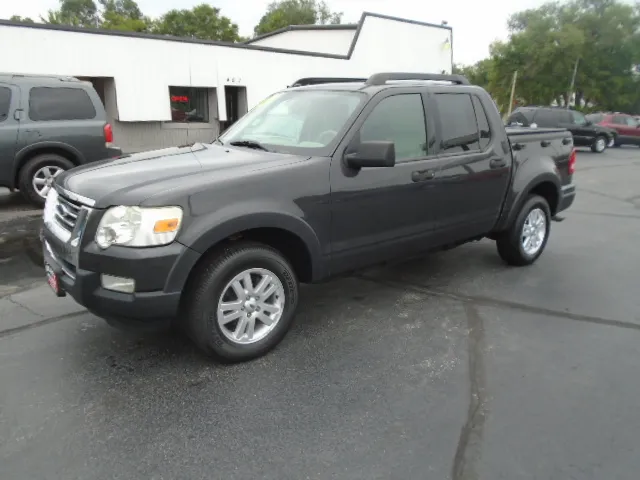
xmin=169 ymin=87 xmax=209 ymax=123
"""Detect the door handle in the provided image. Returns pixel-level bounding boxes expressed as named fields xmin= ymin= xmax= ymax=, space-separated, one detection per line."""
xmin=562 ymin=137 xmax=572 ymax=145
xmin=540 ymin=140 xmax=550 ymax=147
xmin=411 ymin=169 xmax=435 ymax=182
xmin=512 ymin=143 xmax=526 ymax=151
xmin=490 ymin=158 xmax=507 ymax=169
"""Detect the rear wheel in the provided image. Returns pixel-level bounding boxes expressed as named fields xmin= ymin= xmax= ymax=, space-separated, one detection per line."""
xmin=496 ymin=194 xmax=551 ymax=266
xmin=184 ymin=241 xmax=299 ymax=363
xmin=18 ymin=154 xmax=74 ymax=207
xmin=591 ymin=135 xmax=607 ymax=153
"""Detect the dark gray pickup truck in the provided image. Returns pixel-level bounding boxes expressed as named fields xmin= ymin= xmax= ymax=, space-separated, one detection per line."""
xmin=41 ymin=72 xmax=576 ymax=362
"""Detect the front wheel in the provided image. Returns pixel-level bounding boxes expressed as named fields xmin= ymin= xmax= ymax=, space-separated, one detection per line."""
xmin=184 ymin=241 xmax=299 ymax=363
xmin=496 ymin=195 xmax=551 ymax=266
xmin=591 ymin=135 xmax=607 ymax=153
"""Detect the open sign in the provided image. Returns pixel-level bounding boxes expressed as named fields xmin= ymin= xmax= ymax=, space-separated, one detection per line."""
xmin=171 ymin=95 xmax=189 ymax=103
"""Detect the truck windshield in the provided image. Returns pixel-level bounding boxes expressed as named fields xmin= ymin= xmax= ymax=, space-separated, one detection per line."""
xmin=219 ymin=90 xmax=365 ymax=154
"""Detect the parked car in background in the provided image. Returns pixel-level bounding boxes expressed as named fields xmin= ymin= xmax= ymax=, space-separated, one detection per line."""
xmin=507 ymin=106 xmax=616 ymax=153
xmin=586 ymin=112 xmax=640 ymax=147
xmin=42 ymin=72 xmax=576 ymax=362
xmin=0 ymin=73 xmax=121 ymax=206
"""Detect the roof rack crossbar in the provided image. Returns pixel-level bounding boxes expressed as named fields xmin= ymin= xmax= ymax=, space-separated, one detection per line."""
xmin=366 ymin=72 xmax=470 ymax=86
xmin=289 ymin=77 xmax=367 ymax=87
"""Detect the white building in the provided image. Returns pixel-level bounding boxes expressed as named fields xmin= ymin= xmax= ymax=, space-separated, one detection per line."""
xmin=0 ymin=12 xmax=453 ymax=153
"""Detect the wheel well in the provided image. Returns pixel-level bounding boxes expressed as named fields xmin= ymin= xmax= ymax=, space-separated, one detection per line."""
xmin=192 ymin=227 xmax=314 ymax=284
xmin=529 ymin=181 xmax=559 ymax=215
xmin=14 ymin=147 xmax=79 ymax=186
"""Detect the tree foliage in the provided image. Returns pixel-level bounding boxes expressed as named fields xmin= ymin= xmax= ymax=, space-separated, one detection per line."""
xmin=460 ymin=0 xmax=640 ymax=113
xmin=254 ymin=0 xmax=342 ymax=36
xmin=152 ymin=4 xmax=240 ymax=41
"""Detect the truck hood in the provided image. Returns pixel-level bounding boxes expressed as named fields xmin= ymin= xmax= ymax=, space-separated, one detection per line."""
xmin=56 ymin=143 xmax=304 ymax=208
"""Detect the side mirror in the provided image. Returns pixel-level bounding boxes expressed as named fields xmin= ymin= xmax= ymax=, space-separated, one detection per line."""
xmin=345 ymin=141 xmax=396 ymax=168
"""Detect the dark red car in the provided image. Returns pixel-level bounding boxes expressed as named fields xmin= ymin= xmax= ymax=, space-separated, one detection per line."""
xmin=586 ymin=112 xmax=640 ymax=147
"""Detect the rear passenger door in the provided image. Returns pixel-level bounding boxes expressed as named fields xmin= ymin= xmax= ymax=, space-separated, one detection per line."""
xmin=0 ymin=83 xmax=20 ymax=187
xmin=428 ymin=92 xmax=511 ymax=243
xmin=19 ymin=85 xmax=104 ymax=164
xmin=329 ymin=89 xmax=440 ymax=274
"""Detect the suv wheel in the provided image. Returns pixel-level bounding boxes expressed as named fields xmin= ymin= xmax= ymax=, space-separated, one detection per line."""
xmin=496 ymin=194 xmax=551 ymax=266
xmin=184 ymin=241 xmax=299 ymax=363
xmin=591 ymin=135 xmax=607 ymax=153
xmin=18 ymin=154 xmax=74 ymax=207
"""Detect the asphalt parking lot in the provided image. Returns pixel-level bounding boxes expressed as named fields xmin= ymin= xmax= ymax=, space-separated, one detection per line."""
xmin=1 ymin=147 xmax=640 ymax=479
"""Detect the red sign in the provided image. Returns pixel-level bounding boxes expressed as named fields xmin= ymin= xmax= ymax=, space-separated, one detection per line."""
xmin=171 ymin=95 xmax=189 ymax=103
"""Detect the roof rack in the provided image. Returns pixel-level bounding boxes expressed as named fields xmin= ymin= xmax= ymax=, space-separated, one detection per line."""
xmin=365 ymin=72 xmax=470 ymax=86
xmin=289 ymin=77 xmax=367 ymax=87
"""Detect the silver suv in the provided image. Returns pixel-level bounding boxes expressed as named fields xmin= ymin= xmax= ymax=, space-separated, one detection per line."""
xmin=0 ymin=73 xmax=122 ymax=206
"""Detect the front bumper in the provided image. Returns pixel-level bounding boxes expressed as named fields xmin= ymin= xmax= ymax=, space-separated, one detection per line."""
xmin=557 ymin=183 xmax=576 ymax=213
xmin=41 ymin=224 xmax=198 ymax=331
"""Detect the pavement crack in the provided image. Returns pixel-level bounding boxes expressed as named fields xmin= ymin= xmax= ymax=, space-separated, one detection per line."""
xmin=356 ymin=275 xmax=640 ymax=333
xmin=6 ymin=295 xmax=45 ymax=318
xmin=0 ymin=311 xmax=86 ymax=338
xmin=578 ymin=187 xmax=636 ymax=207
xmin=452 ymin=303 xmax=488 ymax=480
xmin=569 ymin=210 xmax=640 ymax=220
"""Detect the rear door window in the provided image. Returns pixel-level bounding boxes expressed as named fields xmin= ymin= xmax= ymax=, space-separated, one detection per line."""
xmin=471 ymin=96 xmax=491 ymax=150
xmin=435 ymin=93 xmax=480 ymax=154
xmin=29 ymin=87 xmax=96 ymax=121
xmin=0 ymin=86 xmax=11 ymax=122
xmin=533 ymin=110 xmax=559 ymax=127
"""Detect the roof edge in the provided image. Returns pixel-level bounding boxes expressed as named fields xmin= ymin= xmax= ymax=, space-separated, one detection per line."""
xmin=245 ymin=23 xmax=357 ymax=44
xmin=0 ymin=12 xmax=452 ymax=60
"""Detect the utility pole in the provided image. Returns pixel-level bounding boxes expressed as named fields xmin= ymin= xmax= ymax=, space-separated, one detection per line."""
xmin=507 ymin=70 xmax=518 ymax=117
xmin=567 ymin=56 xmax=580 ymax=109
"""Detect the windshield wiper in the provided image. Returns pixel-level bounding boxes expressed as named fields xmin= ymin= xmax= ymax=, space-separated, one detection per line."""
xmin=229 ymin=140 xmax=270 ymax=152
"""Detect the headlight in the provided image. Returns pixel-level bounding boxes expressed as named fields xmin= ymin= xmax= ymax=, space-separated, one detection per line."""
xmin=95 ymin=205 xmax=183 ymax=249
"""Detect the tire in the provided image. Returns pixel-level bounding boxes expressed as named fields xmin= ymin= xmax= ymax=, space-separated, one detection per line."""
xmin=18 ymin=154 xmax=74 ymax=207
xmin=496 ymin=194 xmax=551 ymax=266
xmin=184 ymin=241 xmax=299 ymax=363
xmin=590 ymin=135 xmax=607 ymax=153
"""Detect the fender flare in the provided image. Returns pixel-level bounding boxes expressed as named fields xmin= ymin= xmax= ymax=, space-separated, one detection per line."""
xmin=13 ymin=141 xmax=84 ymax=186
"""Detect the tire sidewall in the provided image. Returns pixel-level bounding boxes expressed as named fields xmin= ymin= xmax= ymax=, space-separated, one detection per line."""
xmin=192 ymin=247 xmax=299 ymax=362
xmin=592 ymin=136 xmax=606 ymax=153
xmin=19 ymin=154 xmax=74 ymax=205
xmin=511 ymin=196 xmax=551 ymax=264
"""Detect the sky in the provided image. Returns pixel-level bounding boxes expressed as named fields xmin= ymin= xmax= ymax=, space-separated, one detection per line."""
xmin=0 ymin=0 xmax=552 ymax=65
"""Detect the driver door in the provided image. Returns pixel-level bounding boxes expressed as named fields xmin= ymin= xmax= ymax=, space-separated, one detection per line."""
xmin=328 ymin=89 xmax=440 ymax=275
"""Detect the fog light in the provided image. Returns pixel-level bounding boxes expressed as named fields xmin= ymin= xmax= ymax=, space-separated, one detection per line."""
xmin=101 ymin=274 xmax=135 ymax=293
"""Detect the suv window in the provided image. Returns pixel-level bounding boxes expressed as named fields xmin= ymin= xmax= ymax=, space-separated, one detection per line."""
xmin=571 ymin=110 xmax=587 ymax=126
xmin=534 ymin=110 xmax=558 ymax=127
xmin=586 ymin=113 xmax=604 ymax=124
xmin=359 ymin=94 xmax=427 ymax=160
xmin=0 ymin=86 xmax=10 ymax=122
xmin=29 ymin=87 xmax=96 ymax=121
xmin=435 ymin=93 xmax=480 ymax=153
xmin=471 ymin=96 xmax=491 ymax=149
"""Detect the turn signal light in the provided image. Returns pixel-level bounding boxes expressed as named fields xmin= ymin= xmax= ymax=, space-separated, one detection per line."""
xmin=154 ymin=218 xmax=180 ymax=233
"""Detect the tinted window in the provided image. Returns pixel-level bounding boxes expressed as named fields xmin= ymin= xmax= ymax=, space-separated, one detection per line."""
xmin=612 ymin=115 xmax=627 ymax=124
xmin=435 ymin=93 xmax=480 ymax=153
xmin=472 ymin=96 xmax=491 ymax=149
xmin=359 ymin=94 xmax=427 ymax=160
xmin=169 ymin=86 xmax=209 ymax=122
xmin=0 ymin=87 xmax=10 ymax=122
xmin=586 ymin=113 xmax=604 ymax=124
xmin=571 ymin=110 xmax=587 ymax=125
xmin=29 ymin=87 xmax=96 ymax=121
xmin=533 ymin=110 xmax=559 ymax=127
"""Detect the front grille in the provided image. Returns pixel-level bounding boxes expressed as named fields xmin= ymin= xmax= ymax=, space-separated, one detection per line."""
xmin=54 ymin=193 xmax=83 ymax=232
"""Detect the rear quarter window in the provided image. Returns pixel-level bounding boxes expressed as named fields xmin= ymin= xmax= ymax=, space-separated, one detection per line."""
xmin=29 ymin=87 xmax=96 ymax=121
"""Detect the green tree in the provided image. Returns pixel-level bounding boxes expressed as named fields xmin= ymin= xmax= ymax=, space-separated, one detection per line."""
xmin=153 ymin=4 xmax=240 ymax=42
xmin=99 ymin=0 xmax=151 ymax=32
xmin=9 ymin=15 xmax=35 ymax=23
xmin=254 ymin=0 xmax=342 ymax=36
xmin=43 ymin=0 xmax=100 ymax=28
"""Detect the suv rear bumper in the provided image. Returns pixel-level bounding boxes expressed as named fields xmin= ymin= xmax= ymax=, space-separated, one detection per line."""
xmin=41 ymin=227 xmax=199 ymax=331
xmin=557 ymin=184 xmax=576 ymax=213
